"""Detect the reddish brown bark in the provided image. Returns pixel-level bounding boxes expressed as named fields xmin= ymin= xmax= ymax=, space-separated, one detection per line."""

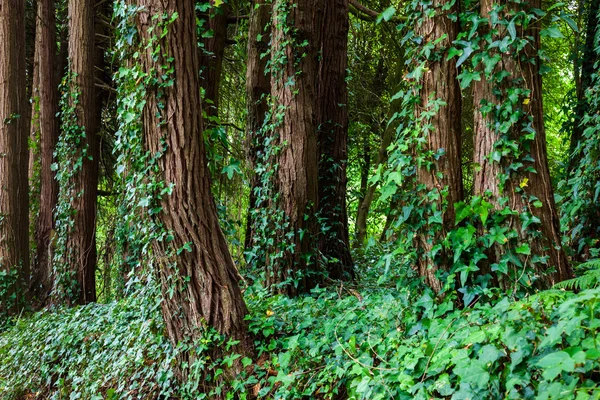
xmin=0 ymin=0 xmax=30 ymax=310
xmin=59 ymin=0 xmax=100 ymax=304
xmin=136 ymin=0 xmax=251 ymax=380
xmin=415 ymin=0 xmax=464 ymax=293
xmin=316 ymin=0 xmax=353 ymax=279
xmin=30 ymin=0 xmax=60 ymax=303
xmin=267 ymin=0 xmax=322 ymax=295
xmin=244 ymin=0 xmax=271 ymax=252
xmin=472 ymin=0 xmax=571 ymax=287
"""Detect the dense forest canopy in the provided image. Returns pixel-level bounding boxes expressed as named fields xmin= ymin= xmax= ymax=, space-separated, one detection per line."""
xmin=1 ymin=0 xmax=600 ymax=398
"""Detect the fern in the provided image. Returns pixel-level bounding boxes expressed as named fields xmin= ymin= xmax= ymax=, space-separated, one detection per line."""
xmin=554 ymin=259 xmax=600 ymax=290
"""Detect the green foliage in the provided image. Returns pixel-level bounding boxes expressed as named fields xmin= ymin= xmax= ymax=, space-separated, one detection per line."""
xmin=554 ymin=259 xmax=600 ymax=290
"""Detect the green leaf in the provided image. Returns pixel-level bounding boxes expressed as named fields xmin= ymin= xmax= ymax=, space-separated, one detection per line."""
xmin=377 ymin=6 xmax=396 ymax=23
xmin=515 ymin=244 xmax=531 ymax=255
xmin=536 ymin=351 xmax=575 ymax=381
xmin=540 ymin=26 xmax=565 ymax=38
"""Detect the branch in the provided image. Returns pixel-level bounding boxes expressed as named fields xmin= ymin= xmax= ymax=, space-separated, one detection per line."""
xmin=349 ymin=0 xmax=405 ymax=23
xmin=227 ymin=14 xmax=248 ymax=23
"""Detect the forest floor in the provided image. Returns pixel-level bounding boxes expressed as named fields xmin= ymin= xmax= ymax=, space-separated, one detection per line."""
xmin=1 ymin=259 xmax=599 ymax=399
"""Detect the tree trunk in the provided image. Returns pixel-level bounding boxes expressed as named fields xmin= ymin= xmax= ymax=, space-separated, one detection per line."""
xmin=414 ymin=0 xmax=464 ymax=293
xmin=0 ymin=0 xmax=29 ymax=311
xmin=316 ymin=0 xmax=353 ymax=279
xmin=136 ymin=0 xmax=251 ymax=381
xmin=29 ymin=0 xmax=60 ymax=304
xmin=56 ymin=0 xmax=99 ymax=304
xmin=569 ymin=0 xmax=600 ymax=171
xmin=244 ymin=0 xmax=271 ymax=253
xmin=200 ymin=0 xmax=230 ymax=126
xmin=267 ymin=0 xmax=322 ymax=295
xmin=472 ymin=0 xmax=571 ymax=287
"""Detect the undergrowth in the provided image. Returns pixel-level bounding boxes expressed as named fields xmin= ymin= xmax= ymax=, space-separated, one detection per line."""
xmin=1 ymin=264 xmax=600 ymax=399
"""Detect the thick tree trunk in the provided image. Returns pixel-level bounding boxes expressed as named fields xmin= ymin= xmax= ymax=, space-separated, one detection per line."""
xmin=472 ymin=0 xmax=571 ymax=287
xmin=29 ymin=0 xmax=60 ymax=303
xmin=58 ymin=0 xmax=99 ymax=304
xmin=244 ymin=0 xmax=271 ymax=253
xmin=0 ymin=0 xmax=29 ymax=311
xmin=316 ymin=0 xmax=353 ymax=279
xmin=414 ymin=0 xmax=463 ymax=293
xmin=268 ymin=0 xmax=322 ymax=295
xmin=136 ymin=0 xmax=251 ymax=381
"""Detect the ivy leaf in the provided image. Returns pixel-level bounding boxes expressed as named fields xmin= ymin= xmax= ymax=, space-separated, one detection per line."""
xmin=536 ymin=351 xmax=575 ymax=381
xmin=377 ymin=6 xmax=396 ymax=23
xmin=540 ymin=26 xmax=564 ymax=38
xmin=515 ymin=244 xmax=531 ymax=255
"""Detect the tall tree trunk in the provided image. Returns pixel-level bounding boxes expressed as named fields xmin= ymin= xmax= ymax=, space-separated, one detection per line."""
xmin=267 ymin=0 xmax=322 ymax=295
xmin=136 ymin=0 xmax=251 ymax=380
xmin=316 ymin=0 xmax=353 ymax=279
xmin=30 ymin=0 xmax=60 ymax=303
xmin=244 ymin=0 xmax=271 ymax=252
xmin=414 ymin=0 xmax=464 ymax=293
xmin=569 ymin=0 xmax=600 ymax=171
xmin=472 ymin=0 xmax=571 ymax=287
xmin=0 ymin=0 xmax=29 ymax=311
xmin=200 ymin=0 xmax=230 ymax=126
xmin=57 ymin=0 xmax=99 ymax=304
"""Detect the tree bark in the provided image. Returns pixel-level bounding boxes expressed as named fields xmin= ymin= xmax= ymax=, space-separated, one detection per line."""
xmin=29 ymin=0 xmax=60 ymax=304
xmin=58 ymin=0 xmax=100 ymax=304
xmin=414 ymin=0 xmax=464 ymax=293
xmin=472 ymin=0 xmax=572 ymax=287
xmin=0 ymin=0 xmax=29 ymax=311
xmin=268 ymin=0 xmax=322 ymax=295
xmin=316 ymin=0 xmax=353 ymax=279
xmin=244 ymin=0 xmax=271 ymax=252
xmin=136 ymin=0 xmax=251 ymax=380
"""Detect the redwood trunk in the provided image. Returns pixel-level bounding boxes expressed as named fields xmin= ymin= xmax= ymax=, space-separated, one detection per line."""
xmin=30 ymin=0 xmax=60 ymax=303
xmin=244 ymin=0 xmax=271 ymax=252
xmin=268 ymin=0 xmax=322 ymax=295
xmin=472 ymin=0 xmax=571 ymax=287
xmin=59 ymin=0 xmax=99 ymax=304
xmin=415 ymin=0 xmax=463 ymax=293
xmin=0 ymin=0 xmax=29 ymax=310
xmin=136 ymin=0 xmax=251 ymax=380
xmin=316 ymin=0 xmax=353 ymax=279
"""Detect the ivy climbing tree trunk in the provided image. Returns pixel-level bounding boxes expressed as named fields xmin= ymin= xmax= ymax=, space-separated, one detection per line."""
xmin=472 ymin=0 xmax=571 ymax=287
xmin=136 ymin=0 xmax=252 ymax=380
xmin=414 ymin=0 xmax=464 ymax=293
xmin=57 ymin=0 xmax=100 ymax=304
xmin=30 ymin=0 xmax=60 ymax=303
xmin=316 ymin=0 xmax=353 ymax=279
xmin=244 ymin=0 xmax=271 ymax=252
xmin=268 ymin=0 xmax=322 ymax=295
xmin=0 ymin=0 xmax=29 ymax=311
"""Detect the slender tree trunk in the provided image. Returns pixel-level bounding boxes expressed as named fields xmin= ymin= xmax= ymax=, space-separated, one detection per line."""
xmin=472 ymin=0 xmax=571 ymax=287
xmin=316 ymin=0 xmax=353 ymax=279
xmin=30 ymin=0 xmax=60 ymax=303
xmin=136 ymin=0 xmax=251 ymax=380
xmin=58 ymin=0 xmax=100 ymax=304
xmin=414 ymin=0 xmax=463 ymax=293
xmin=200 ymin=0 xmax=230 ymax=125
xmin=267 ymin=0 xmax=322 ymax=295
xmin=569 ymin=0 xmax=600 ymax=170
xmin=0 ymin=0 xmax=29 ymax=311
xmin=244 ymin=0 xmax=271 ymax=253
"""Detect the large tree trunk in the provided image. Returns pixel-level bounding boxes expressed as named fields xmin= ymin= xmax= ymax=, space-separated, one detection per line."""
xmin=472 ymin=0 xmax=571 ymax=287
xmin=267 ymin=0 xmax=322 ymax=295
xmin=136 ymin=0 xmax=251 ymax=381
xmin=414 ymin=0 xmax=464 ymax=293
xmin=29 ymin=0 xmax=60 ymax=303
xmin=56 ymin=0 xmax=99 ymax=304
xmin=316 ymin=0 xmax=353 ymax=279
xmin=0 ymin=0 xmax=29 ymax=311
xmin=244 ymin=0 xmax=271 ymax=252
